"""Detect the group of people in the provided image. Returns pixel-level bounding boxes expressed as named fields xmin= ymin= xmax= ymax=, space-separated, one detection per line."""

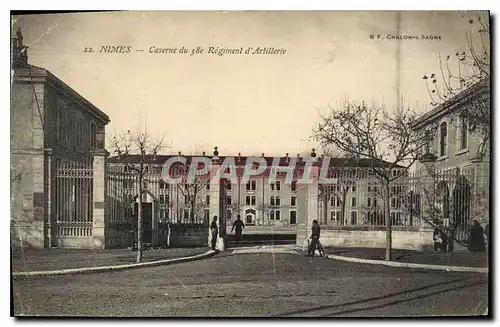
xmin=211 ymin=215 xmax=325 ymax=256
xmin=210 ymin=214 xmax=246 ymax=250
xmin=433 ymin=219 xmax=488 ymax=253
xmin=212 ymin=215 xmax=489 ymax=255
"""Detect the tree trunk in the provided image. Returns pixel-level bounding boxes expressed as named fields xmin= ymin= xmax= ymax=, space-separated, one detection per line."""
xmin=384 ymin=183 xmax=392 ymax=261
xmin=191 ymin=188 xmax=196 ymax=223
xmin=323 ymin=196 xmax=328 ymax=225
xmin=137 ymin=184 xmax=143 ymax=263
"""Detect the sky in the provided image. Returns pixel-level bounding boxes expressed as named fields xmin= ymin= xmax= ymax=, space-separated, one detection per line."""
xmin=12 ymin=11 xmax=488 ymax=157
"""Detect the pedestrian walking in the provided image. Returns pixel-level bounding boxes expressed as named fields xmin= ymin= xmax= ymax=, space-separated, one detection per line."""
xmin=210 ymin=216 xmax=218 ymax=250
xmin=231 ymin=214 xmax=245 ymax=246
xmin=307 ymin=219 xmax=321 ymax=257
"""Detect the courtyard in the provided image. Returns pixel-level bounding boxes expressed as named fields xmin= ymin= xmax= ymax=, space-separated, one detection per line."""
xmin=13 ymin=249 xmax=488 ymax=317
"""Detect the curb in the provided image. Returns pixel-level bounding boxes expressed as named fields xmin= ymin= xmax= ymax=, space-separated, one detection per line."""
xmin=13 ymin=250 xmax=217 ymax=278
xmin=326 ymin=254 xmax=489 ymax=274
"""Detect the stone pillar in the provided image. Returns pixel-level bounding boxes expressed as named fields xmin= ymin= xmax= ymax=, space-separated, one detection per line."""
xmin=92 ymin=149 xmax=108 ymax=249
xmin=208 ymin=146 xmax=225 ymax=251
xmin=296 ymin=150 xmax=320 ymax=247
xmin=418 ymin=153 xmax=437 ymax=251
xmin=44 ymin=148 xmax=53 ymax=248
xmin=296 ymin=181 xmax=308 ymax=247
xmin=470 ymin=155 xmax=489 ymax=226
xmin=31 ymin=151 xmax=46 ymax=249
xmin=306 ymin=160 xmax=320 ymax=233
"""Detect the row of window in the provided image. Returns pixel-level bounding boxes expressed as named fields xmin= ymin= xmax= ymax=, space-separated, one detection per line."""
xmin=244 ymin=180 xmax=297 ymax=192
xmin=126 ymin=178 xmax=300 ymax=192
xmin=159 ymin=207 xmax=408 ymax=225
xmin=323 ymin=184 xmax=357 ymax=193
xmin=126 ymin=179 xmax=410 ymax=195
xmin=158 ymin=208 xmax=298 ymax=224
xmin=158 ymin=194 xmax=299 ymax=207
xmin=329 ymin=195 xmax=409 ymax=208
xmin=329 ymin=210 xmax=407 ymax=225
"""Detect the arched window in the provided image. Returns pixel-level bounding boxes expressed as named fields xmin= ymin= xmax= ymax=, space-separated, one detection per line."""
xmin=90 ymin=123 xmax=97 ymax=149
xmin=459 ymin=116 xmax=468 ymax=150
xmin=439 ymin=122 xmax=448 ymax=157
xmin=424 ymin=130 xmax=431 ymax=154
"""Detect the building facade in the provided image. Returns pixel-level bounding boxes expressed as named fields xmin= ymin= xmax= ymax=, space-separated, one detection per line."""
xmin=411 ymin=80 xmax=490 ymax=248
xmin=11 ymin=29 xmax=110 ymax=248
xmin=106 ymin=151 xmax=425 ymax=249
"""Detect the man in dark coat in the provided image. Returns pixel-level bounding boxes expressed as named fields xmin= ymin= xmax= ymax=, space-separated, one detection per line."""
xmin=231 ymin=215 xmax=245 ymax=246
xmin=307 ymin=219 xmax=321 ymax=257
xmin=469 ymin=220 xmax=486 ymax=252
xmin=210 ymin=216 xmax=219 ymax=250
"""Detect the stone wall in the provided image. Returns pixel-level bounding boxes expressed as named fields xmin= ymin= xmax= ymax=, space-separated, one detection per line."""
xmin=104 ymin=223 xmax=134 ymax=249
xmin=11 ymin=82 xmax=47 ymax=249
xmin=298 ymin=227 xmax=434 ymax=251
xmin=167 ymin=224 xmax=209 ymax=248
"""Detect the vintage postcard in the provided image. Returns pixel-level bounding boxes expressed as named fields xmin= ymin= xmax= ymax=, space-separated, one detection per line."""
xmin=10 ymin=10 xmax=490 ymax=317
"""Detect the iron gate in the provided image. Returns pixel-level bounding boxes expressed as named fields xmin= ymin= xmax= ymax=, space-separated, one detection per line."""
xmin=53 ymin=159 xmax=93 ymax=246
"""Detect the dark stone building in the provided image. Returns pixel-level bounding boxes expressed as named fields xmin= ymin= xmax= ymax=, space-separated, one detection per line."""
xmin=11 ymin=29 xmax=110 ymax=248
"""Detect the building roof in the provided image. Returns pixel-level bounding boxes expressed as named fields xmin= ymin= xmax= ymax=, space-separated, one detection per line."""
xmin=13 ymin=65 xmax=111 ymax=124
xmin=107 ymin=154 xmax=405 ymax=169
xmin=411 ymin=79 xmax=489 ymax=130
xmin=11 ymin=29 xmax=110 ymax=124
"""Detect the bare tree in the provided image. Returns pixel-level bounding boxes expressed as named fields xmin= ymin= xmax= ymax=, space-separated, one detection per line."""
xmin=422 ymin=14 xmax=490 ymax=157
xmin=318 ymin=184 xmax=334 ymax=225
xmin=170 ymin=146 xmax=211 ymax=225
xmin=176 ymin=175 xmax=210 ymax=224
xmin=317 ymin=147 xmax=353 ymax=226
xmin=313 ymin=100 xmax=431 ymax=260
xmin=109 ymin=127 xmax=164 ymax=263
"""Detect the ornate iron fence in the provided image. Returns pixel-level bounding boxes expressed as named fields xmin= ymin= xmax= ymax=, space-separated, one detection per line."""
xmin=54 ymin=160 xmax=93 ymax=237
xmin=316 ymin=165 xmax=487 ymax=247
xmin=317 ymin=168 xmax=422 ymax=229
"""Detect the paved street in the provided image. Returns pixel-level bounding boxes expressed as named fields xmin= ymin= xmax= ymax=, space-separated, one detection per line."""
xmin=13 ymin=249 xmax=488 ymax=317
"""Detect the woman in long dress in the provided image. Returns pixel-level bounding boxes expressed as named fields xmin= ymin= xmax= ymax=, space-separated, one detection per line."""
xmin=469 ymin=220 xmax=486 ymax=252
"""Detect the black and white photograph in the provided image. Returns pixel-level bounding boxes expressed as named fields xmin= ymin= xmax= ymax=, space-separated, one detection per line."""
xmin=9 ymin=9 xmax=491 ymax=318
